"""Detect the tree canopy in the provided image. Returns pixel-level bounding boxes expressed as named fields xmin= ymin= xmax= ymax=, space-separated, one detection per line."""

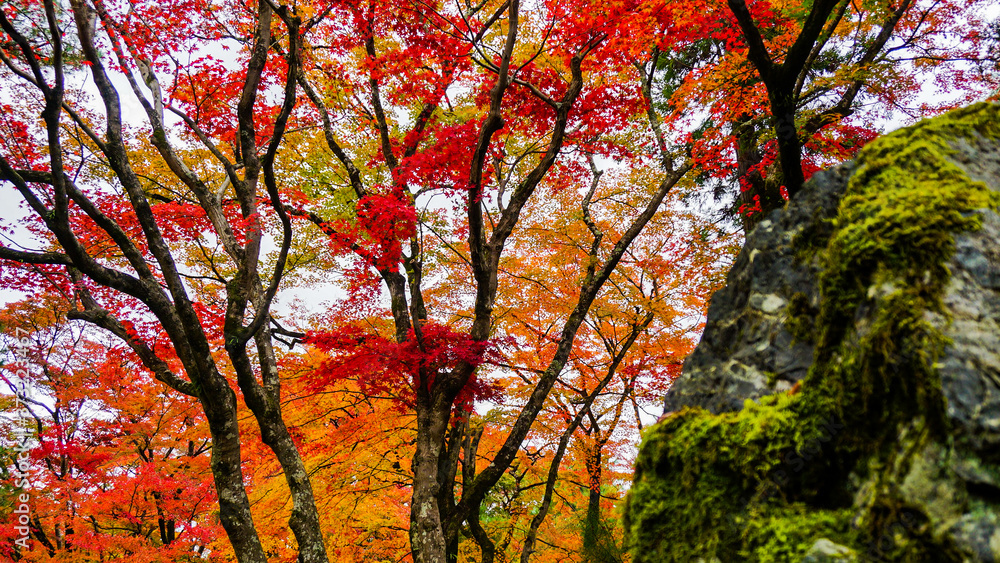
xmin=0 ymin=0 xmax=996 ymax=561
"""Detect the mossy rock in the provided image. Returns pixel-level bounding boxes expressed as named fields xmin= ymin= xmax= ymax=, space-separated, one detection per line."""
xmin=627 ymin=103 xmax=1000 ymax=562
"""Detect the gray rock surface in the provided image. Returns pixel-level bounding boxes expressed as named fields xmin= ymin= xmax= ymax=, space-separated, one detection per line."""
xmin=647 ymin=104 xmax=1000 ymax=562
xmin=664 ymin=161 xmax=853 ymax=414
xmin=801 ymin=539 xmax=857 ymax=563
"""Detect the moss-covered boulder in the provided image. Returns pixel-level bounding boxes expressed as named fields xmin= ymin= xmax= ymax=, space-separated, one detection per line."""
xmin=626 ymin=103 xmax=1000 ymax=562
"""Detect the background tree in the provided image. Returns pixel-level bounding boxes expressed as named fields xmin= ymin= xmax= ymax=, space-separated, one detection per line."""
xmin=0 ymin=298 xmax=220 ymax=562
xmin=654 ymin=0 xmax=1000 ymax=227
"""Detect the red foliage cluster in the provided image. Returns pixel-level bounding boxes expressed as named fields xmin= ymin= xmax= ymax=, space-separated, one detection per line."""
xmin=320 ymin=192 xmax=418 ymax=270
xmin=305 ymin=322 xmax=501 ymax=410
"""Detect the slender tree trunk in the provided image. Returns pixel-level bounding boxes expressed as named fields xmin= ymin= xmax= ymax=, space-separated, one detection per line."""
xmin=254 ymin=407 xmax=329 ymax=563
xmin=583 ymin=446 xmax=603 ymax=558
xmin=770 ymin=93 xmax=805 ymax=201
xmin=225 ymin=329 xmax=330 ymax=563
xmin=468 ymin=510 xmax=496 ymax=563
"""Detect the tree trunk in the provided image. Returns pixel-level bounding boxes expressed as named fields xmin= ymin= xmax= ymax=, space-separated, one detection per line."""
xmin=410 ymin=395 xmax=453 ymax=563
xmin=583 ymin=446 xmax=603 ymax=558
xmin=770 ymin=94 xmax=805 ymax=202
xmin=199 ymin=385 xmax=269 ymax=563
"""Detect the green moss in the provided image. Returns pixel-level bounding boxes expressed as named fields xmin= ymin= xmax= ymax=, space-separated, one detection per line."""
xmin=811 ymin=102 xmax=1000 ymax=435
xmin=626 ymin=388 xmax=851 ymax=562
xmin=626 ymin=103 xmax=1000 ymax=562
xmin=741 ymin=505 xmax=857 ymax=561
xmin=785 ymin=291 xmax=816 ymax=344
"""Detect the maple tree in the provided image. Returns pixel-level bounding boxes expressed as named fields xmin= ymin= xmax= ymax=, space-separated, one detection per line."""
xmin=285 ymin=1 xmax=699 ymax=557
xmin=0 ymin=1 xmax=328 ymax=561
xmin=659 ymin=0 xmax=1000 ymax=225
xmin=0 ymin=298 xmax=221 ymax=562
xmin=0 ymin=0 xmax=996 ymax=562
xmin=482 ymin=161 xmax=730 ymax=563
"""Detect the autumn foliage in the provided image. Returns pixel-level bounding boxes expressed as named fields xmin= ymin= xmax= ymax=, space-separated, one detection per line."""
xmin=0 ymin=0 xmax=996 ymax=561
xmin=305 ymin=322 xmax=502 ymax=409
